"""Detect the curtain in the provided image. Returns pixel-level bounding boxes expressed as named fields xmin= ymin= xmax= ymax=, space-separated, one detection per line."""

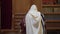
xmin=1 ymin=0 xmax=12 ymax=29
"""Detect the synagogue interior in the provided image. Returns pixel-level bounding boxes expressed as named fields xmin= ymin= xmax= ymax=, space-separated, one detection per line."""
xmin=0 ymin=0 xmax=60 ymax=34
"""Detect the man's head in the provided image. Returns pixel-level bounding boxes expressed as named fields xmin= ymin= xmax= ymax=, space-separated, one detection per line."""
xmin=29 ymin=4 xmax=38 ymax=12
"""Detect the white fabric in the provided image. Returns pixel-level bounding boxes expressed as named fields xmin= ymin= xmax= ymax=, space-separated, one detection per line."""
xmin=25 ymin=4 xmax=43 ymax=34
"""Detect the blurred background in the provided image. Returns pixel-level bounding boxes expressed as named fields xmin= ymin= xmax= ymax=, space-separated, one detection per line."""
xmin=0 ymin=0 xmax=60 ymax=34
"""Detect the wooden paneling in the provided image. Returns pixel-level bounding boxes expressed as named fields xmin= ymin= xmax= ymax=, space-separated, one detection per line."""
xmin=34 ymin=0 xmax=42 ymax=11
xmin=13 ymin=13 xmax=26 ymax=34
xmin=12 ymin=0 xmax=42 ymax=13
xmin=12 ymin=0 xmax=31 ymax=14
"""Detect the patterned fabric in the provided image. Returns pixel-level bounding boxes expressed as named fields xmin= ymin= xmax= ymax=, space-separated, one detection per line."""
xmin=41 ymin=13 xmax=46 ymax=34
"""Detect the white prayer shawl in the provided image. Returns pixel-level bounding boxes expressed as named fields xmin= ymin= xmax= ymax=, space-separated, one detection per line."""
xmin=25 ymin=5 xmax=43 ymax=34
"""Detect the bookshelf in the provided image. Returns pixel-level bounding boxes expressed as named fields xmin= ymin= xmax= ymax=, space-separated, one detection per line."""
xmin=42 ymin=0 xmax=60 ymax=19
xmin=45 ymin=20 xmax=60 ymax=23
xmin=43 ymin=12 xmax=60 ymax=15
xmin=43 ymin=5 xmax=60 ymax=7
xmin=46 ymin=27 xmax=60 ymax=30
xmin=42 ymin=0 xmax=60 ymax=34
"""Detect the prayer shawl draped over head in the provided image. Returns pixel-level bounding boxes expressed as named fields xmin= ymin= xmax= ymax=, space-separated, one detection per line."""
xmin=25 ymin=4 xmax=45 ymax=34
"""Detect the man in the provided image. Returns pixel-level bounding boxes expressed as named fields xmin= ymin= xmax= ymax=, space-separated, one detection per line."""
xmin=25 ymin=4 xmax=45 ymax=34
